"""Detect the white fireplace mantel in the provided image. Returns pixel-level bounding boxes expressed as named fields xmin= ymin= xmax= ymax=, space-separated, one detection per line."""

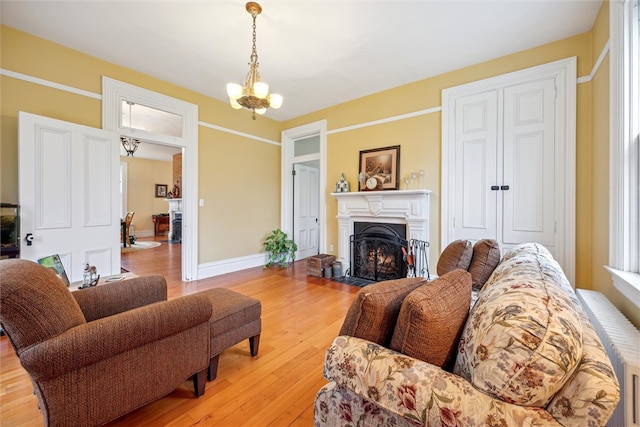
xmin=331 ymin=189 xmax=431 ymax=275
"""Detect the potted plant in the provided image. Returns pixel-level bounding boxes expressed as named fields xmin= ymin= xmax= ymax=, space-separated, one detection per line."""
xmin=264 ymin=229 xmax=297 ymax=268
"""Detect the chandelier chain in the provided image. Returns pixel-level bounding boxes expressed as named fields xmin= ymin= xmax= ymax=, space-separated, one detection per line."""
xmin=250 ymin=14 xmax=258 ymax=65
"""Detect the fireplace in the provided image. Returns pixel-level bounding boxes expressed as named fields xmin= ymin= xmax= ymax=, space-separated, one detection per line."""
xmin=331 ymin=189 xmax=432 ymax=279
xmin=351 ymin=223 xmax=407 ymax=281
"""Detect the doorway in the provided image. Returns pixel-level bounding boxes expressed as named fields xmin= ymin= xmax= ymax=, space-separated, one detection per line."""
xmin=281 ymin=121 xmax=327 ymax=259
xmin=119 ymin=140 xmax=182 ymax=240
xmin=103 ymin=78 xmax=199 ymax=281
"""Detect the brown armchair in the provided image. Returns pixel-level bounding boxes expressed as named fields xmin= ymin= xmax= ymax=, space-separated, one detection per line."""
xmin=0 ymin=259 xmax=212 ymax=427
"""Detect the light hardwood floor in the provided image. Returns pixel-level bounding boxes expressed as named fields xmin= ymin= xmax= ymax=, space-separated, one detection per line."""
xmin=0 ymin=237 xmax=359 ymax=426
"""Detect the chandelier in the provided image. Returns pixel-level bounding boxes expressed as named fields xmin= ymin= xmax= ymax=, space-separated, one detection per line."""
xmin=226 ymin=2 xmax=283 ymax=120
xmin=121 ymin=136 xmax=140 ymax=156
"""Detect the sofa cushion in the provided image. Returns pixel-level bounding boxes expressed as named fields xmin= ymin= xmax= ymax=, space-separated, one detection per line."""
xmin=437 ymin=240 xmax=473 ymax=276
xmin=468 ymin=239 xmax=501 ymax=290
xmin=390 ymin=270 xmax=472 ymax=368
xmin=339 ymin=277 xmax=428 ymax=346
xmin=454 ymin=243 xmax=584 ymax=407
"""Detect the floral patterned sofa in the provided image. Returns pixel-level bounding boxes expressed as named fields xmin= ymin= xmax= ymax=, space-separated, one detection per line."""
xmin=314 ymin=243 xmax=620 ymax=426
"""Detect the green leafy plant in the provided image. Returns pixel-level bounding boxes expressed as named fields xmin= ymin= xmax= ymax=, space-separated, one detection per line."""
xmin=264 ymin=229 xmax=297 ymax=268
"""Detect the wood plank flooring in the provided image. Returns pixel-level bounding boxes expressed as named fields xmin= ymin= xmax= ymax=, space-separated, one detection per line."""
xmin=0 ymin=237 xmax=359 ymax=426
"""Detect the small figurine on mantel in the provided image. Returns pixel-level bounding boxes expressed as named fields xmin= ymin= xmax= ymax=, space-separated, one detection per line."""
xmin=335 ymin=173 xmax=350 ymax=193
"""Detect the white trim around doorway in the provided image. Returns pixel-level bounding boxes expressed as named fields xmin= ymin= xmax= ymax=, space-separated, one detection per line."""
xmin=281 ymin=120 xmax=328 ymax=255
xmin=102 ymin=77 xmax=199 ymax=281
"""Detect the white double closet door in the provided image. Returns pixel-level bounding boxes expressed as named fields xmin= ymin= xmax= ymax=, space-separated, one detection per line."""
xmin=443 ymin=58 xmax=576 ymax=283
xmin=454 ymin=78 xmax=556 ymax=250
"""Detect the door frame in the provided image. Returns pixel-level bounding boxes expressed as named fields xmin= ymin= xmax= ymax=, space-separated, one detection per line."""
xmin=281 ymin=120 xmax=327 ymax=254
xmin=441 ymin=57 xmax=576 ymax=284
xmin=102 ymin=77 xmax=199 ymax=281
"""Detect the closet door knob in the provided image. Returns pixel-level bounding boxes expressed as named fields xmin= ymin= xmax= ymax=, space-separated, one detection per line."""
xmin=501 ymin=185 xmax=510 ymax=191
xmin=491 ymin=185 xmax=500 ymax=191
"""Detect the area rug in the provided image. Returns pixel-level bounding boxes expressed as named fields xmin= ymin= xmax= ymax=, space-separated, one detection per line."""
xmin=121 ymin=241 xmax=161 ymax=253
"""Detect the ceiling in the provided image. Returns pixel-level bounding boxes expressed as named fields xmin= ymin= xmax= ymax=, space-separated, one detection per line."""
xmin=2 ymin=1 xmax=602 ymax=123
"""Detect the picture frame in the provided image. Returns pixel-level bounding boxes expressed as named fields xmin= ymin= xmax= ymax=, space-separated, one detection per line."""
xmin=155 ymin=184 xmax=168 ymax=198
xmin=358 ymin=145 xmax=401 ymax=191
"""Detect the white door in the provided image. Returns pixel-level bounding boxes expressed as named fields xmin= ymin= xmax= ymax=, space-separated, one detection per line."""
xmin=451 ymin=78 xmax=556 ymax=254
xmin=502 ymin=78 xmax=556 ymax=249
xmin=293 ymin=163 xmax=319 ymax=260
xmin=453 ymin=90 xmax=499 ymax=242
xmin=19 ymin=112 xmax=121 ymax=282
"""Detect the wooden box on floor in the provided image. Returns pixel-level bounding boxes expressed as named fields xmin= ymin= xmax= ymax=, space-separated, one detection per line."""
xmin=307 ymin=254 xmax=336 ymax=277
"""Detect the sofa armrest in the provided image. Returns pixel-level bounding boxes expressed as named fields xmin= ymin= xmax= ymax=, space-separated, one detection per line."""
xmin=20 ymin=294 xmax=211 ymax=381
xmin=324 ymin=336 xmax=562 ymax=426
xmin=72 ymin=275 xmax=168 ymax=321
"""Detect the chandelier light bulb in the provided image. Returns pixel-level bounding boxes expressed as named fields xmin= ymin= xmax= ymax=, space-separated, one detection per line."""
xmin=227 ymin=83 xmax=243 ymax=100
xmin=269 ymin=93 xmax=283 ymax=109
xmin=255 ymin=108 xmax=267 ymax=115
xmin=253 ymin=81 xmax=269 ymax=99
xmin=230 ymin=98 xmax=243 ymax=110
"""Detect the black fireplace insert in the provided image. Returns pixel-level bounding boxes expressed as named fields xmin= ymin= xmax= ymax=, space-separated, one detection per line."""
xmin=349 ymin=222 xmax=430 ymax=282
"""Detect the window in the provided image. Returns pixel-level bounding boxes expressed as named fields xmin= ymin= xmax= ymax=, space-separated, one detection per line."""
xmin=607 ymin=0 xmax=640 ymax=308
xmin=120 ymin=100 xmax=183 ymax=138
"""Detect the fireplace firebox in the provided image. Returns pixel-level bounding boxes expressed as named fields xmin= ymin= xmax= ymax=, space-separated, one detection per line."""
xmin=350 ymin=223 xmax=407 ymax=281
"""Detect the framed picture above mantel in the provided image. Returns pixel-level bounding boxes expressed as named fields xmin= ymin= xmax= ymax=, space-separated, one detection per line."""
xmin=358 ymin=145 xmax=400 ymax=191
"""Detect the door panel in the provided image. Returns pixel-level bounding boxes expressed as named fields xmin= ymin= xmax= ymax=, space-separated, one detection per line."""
xmin=502 ymin=79 xmax=555 ymax=248
xmin=453 ymin=91 xmax=498 ymax=242
xmin=19 ymin=112 xmax=120 ymax=282
xmin=294 ymin=163 xmax=319 ymax=259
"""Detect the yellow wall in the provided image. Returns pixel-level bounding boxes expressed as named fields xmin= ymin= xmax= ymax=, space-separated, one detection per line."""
xmin=120 ymin=157 xmax=173 ymax=236
xmin=0 ymin=25 xmax=282 ymax=265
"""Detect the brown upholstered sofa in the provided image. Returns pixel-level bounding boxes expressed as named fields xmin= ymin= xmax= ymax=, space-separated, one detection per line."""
xmin=315 ymin=243 xmax=620 ymax=426
xmin=0 ymin=259 xmax=212 ymax=427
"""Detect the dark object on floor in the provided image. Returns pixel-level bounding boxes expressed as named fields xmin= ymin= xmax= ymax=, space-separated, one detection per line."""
xmin=161 ymin=239 xmax=181 ymax=244
xmin=307 ymin=254 xmax=336 ymax=277
xmin=332 ymin=276 xmax=374 ymax=288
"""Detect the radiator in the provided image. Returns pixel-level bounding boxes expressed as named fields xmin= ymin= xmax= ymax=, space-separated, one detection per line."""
xmin=577 ymin=289 xmax=640 ymax=427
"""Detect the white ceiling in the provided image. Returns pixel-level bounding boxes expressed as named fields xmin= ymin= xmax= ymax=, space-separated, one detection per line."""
xmin=2 ymin=0 xmax=602 ymax=123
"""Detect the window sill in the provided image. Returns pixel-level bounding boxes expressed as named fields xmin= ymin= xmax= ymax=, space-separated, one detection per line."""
xmin=605 ymin=266 xmax=640 ymax=310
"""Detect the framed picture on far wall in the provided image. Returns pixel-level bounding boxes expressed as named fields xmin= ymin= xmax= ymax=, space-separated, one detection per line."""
xmin=155 ymin=184 xmax=168 ymax=198
xmin=358 ymin=145 xmax=400 ymax=191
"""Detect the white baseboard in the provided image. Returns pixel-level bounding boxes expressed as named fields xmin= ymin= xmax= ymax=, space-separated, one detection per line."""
xmin=198 ymin=253 xmax=267 ymax=279
xmin=133 ymin=229 xmax=155 ymax=238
